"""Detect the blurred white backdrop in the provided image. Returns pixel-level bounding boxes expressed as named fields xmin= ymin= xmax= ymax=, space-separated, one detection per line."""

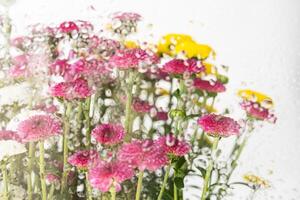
xmin=6 ymin=0 xmax=300 ymax=199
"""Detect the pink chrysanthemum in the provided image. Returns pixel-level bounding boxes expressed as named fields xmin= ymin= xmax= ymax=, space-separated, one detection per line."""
xmin=155 ymin=112 xmax=169 ymax=121
xmin=0 ymin=130 xmax=22 ymax=142
xmin=132 ymin=99 xmax=152 ymax=113
xmin=112 ymin=12 xmax=141 ymax=22
xmin=109 ymin=48 xmax=159 ymax=69
xmin=241 ymin=101 xmax=277 ymax=123
xmin=88 ymin=160 xmax=134 ymax=192
xmin=58 ymin=21 xmax=79 ymax=33
xmin=68 ymin=150 xmax=99 ymax=169
xmin=162 ymin=59 xmax=204 ymax=75
xmin=34 ymin=103 xmax=58 ymax=114
xmin=50 ymin=78 xmax=92 ymax=100
xmin=17 ymin=115 xmax=62 ymax=142
xmin=198 ymin=114 xmax=240 ymax=137
xmin=92 ymin=124 xmax=125 ymax=145
xmin=118 ymin=139 xmax=168 ymax=171
xmin=46 ymin=173 xmax=60 ymax=184
xmin=155 ymin=134 xmax=190 ymax=157
xmin=193 ymin=78 xmax=226 ymax=93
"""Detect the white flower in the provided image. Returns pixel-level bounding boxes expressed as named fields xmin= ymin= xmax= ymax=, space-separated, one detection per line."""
xmin=0 ymin=82 xmax=32 ymax=106
xmin=0 ymin=140 xmax=26 ymax=161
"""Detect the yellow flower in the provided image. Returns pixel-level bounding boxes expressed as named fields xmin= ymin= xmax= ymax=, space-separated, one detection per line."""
xmin=238 ymin=89 xmax=274 ymax=108
xmin=192 ymin=98 xmax=218 ymax=113
xmin=124 ymin=40 xmax=139 ymax=49
xmin=157 ymin=33 xmax=194 ymax=55
xmin=243 ymin=174 xmax=270 ymax=188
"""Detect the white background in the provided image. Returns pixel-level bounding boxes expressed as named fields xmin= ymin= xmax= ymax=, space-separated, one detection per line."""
xmin=6 ymin=0 xmax=300 ymax=199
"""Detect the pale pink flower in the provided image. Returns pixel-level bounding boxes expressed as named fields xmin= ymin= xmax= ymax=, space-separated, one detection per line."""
xmin=10 ymin=36 xmax=31 ymax=49
xmin=193 ymin=78 xmax=226 ymax=93
xmin=118 ymin=140 xmax=168 ymax=171
xmin=46 ymin=173 xmax=60 ymax=184
xmin=68 ymin=150 xmax=99 ymax=169
xmin=155 ymin=134 xmax=190 ymax=157
xmin=0 ymin=130 xmax=22 ymax=142
xmin=198 ymin=114 xmax=240 ymax=137
xmin=109 ymin=48 xmax=159 ymax=69
xmin=132 ymin=99 xmax=152 ymax=113
xmin=88 ymin=160 xmax=134 ymax=192
xmin=241 ymin=101 xmax=277 ymax=123
xmin=92 ymin=124 xmax=125 ymax=145
xmin=58 ymin=21 xmax=79 ymax=33
xmin=50 ymin=78 xmax=92 ymax=100
xmin=17 ymin=115 xmax=62 ymax=142
xmin=112 ymin=12 xmax=141 ymax=22
xmin=162 ymin=59 xmax=204 ymax=75
xmin=34 ymin=103 xmax=58 ymax=114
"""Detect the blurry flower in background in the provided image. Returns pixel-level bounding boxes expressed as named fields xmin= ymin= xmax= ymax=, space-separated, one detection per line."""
xmin=68 ymin=150 xmax=99 ymax=169
xmin=0 ymin=130 xmax=26 ymax=161
xmin=156 ymin=134 xmax=190 ymax=157
xmin=243 ymin=173 xmax=270 ymax=189
xmin=92 ymin=124 xmax=125 ymax=145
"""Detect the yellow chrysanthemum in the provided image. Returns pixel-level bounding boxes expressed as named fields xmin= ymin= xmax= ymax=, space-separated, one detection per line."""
xmin=243 ymin=174 xmax=270 ymax=188
xmin=238 ymin=89 xmax=274 ymax=108
xmin=174 ymin=40 xmax=215 ymax=60
xmin=124 ymin=40 xmax=139 ymax=49
xmin=157 ymin=33 xmax=194 ymax=55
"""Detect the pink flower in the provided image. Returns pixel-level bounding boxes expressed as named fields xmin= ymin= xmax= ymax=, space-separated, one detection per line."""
xmin=132 ymin=99 xmax=152 ymax=113
xmin=112 ymin=12 xmax=141 ymax=22
xmin=34 ymin=103 xmax=58 ymax=114
xmin=0 ymin=130 xmax=22 ymax=142
xmin=92 ymin=124 xmax=125 ymax=145
xmin=193 ymin=78 xmax=226 ymax=93
xmin=162 ymin=59 xmax=204 ymax=75
xmin=58 ymin=21 xmax=79 ymax=33
xmin=50 ymin=78 xmax=92 ymax=100
xmin=155 ymin=112 xmax=169 ymax=121
xmin=46 ymin=173 xmax=60 ymax=184
xmin=17 ymin=115 xmax=62 ymax=142
xmin=68 ymin=150 xmax=99 ymax=169
xmin=88 ymin=160 xmax=134 ymax=192
xmin=10 ymin=36 xmax=31 ymax=49
xmin=241 ymin=101 xmax=277 ymax=123
xmin=198 ymin=114 xmax=240 ymax=137
xmin=109 ymin=48 xmax=159 ymax=69
xmin=155 ymin=134 xmax=190 ymax=157
xmin=118 ymin=140 xmax=168 ymax=171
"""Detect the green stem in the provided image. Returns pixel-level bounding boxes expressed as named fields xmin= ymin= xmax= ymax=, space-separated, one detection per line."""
xmin=124 ymin=71 xmax=135 ymax=142
xmin=85 ymin=172 xmax=93 ymax=200
xmin=157 ymin=165 xmax=171 ymax=200
xmin=48 ymin=184 xmax=55 ymax=199
xmin=27 ymin=142 xmax=34 ymax=200
xmin=110 ymin=185 xmax=116 ymax=200
xmin=84 ymin=97 xmax=92 ymax=148
xmin=173 ymin=181 xmax=178 ymax=200
xmin=135 ymin=170 xmax=144 ymax=200
xmin=201 ymin=137 xmax=220 ymax=200
xmin=39 ymin=141 xmax=47 ymax=200
xmin=61 ymin=102 xmax=72 ymax=194
xmin=1 ymin=160 xmax=9 ymax=200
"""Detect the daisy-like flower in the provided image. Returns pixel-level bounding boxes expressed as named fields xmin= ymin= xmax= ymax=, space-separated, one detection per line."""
xmin=118 ymin=139 xmax=168 ymax=171
xmin=132 ymin=99 xmax=152 ymax=113
xmin=109 ymin=48 xmax=159 ymax=69
xmin=58 ymin=21 xmax=79 ymax=33
xmin=243 ymin=174 xmax=270 ymax=188
xmin=193 ymin=78 xmax=226 ymax=93
xmin=50 ymin=78 xmax=92 ymax=100
xmin=17 ymin=115 xmax=62 ymax=142
xmin=161 ymin=59 xmax=204 ymax=75
xmin=155 ymin=134 xmax=190 ymax=157
xmin=92 ymin=124 xmax=125 ymax=145
xmin=0 ymin=130 xmax=26 ymax=161
xmin=88 ymin=160 xmax=134 ymax=192
xmin=198 ymin=114 xmax=240 ymax=137
xmin=68 ymin=150 xmax=99 ymax=169
xmin=110 ymin=12 xmax=141 ymax=36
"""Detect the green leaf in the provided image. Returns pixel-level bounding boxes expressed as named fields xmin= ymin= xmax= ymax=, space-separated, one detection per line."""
xmin=174 ymin=177 xmax=184 ymax=189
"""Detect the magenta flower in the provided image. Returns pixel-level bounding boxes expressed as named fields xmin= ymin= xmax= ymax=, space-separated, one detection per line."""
xmin=92 ymin=124 xmax=125 ymax=145
xmin=50 ymin=78 xmax=92 ymax=100
xmin=118 ymin=139 xmax=168 ymax=171
xmin=132 ymin=99 xmax=152 ymax=113
xmin=198 ymin=114 xmax=240 ymax=137
xmin=155 ymin=134 xmax=190 ymax=157
xmin=155 ymin=112 xmax=169 ymax=121
xmin=162 ymin=59 xmax=204 ymax=75
xmin=193 ymin=78 xmax=226 ymax=93
xmin=68 ymin=150 xmax=99 ymax=169
xmin=58 ymin=21 xmax=79 ymax=33
xmin=88 ymin=160 xmax=134 ymax=192
xmin=17 ymin=115 xmax=62 ymax=142
xmin=241 ymin=101 xmax=277 ymax=123
xmin=109 ymin=48 xmax=159 ymax=69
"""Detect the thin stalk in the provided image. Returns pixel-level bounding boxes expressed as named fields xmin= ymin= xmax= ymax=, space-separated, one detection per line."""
xmin=39 ymin=141 xmax=47 ymax=200
xmin=157 ymin=165 xmax=171 ymax=200
xmin=48 ymin=184 xmax=55 ymax=199
xmin=84 ymin=97 xmax=92 ymax=148
xmin=27 ymin=142 xmax=34 ymax=200
xmin=110 ymin=185 xmax=116 ymax=200
xmin=61 ymin=102 xmax=72 ymax=194
xmin=1 ymin=160 xmax=9 ymax=200
xmin=135 ymin=170 xmax=144 ymax=200
xmin=124 ymin=71 xmax=135 ymax=142
xmin=173 ymin=181 xmax=178 ymax=200
xmin=201 ymin=137 xmax=220 ymax=200
xmin=85 ymin=172 xmax=93 ymax=200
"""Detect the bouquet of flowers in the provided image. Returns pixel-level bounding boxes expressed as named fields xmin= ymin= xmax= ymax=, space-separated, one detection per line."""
xmin=0 ymin=10 xmax=276 ymax=200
